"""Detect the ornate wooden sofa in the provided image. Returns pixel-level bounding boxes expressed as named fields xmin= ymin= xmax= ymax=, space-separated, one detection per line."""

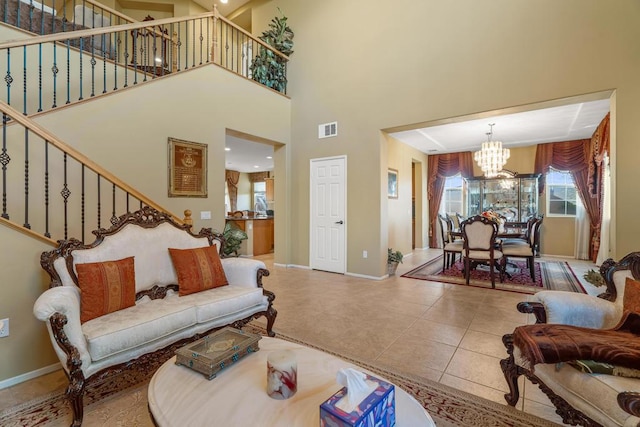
xmin=34 ymin=207 xmax=277 ymax=426
xmin=501 ymin=252 xmax=640 ymax=426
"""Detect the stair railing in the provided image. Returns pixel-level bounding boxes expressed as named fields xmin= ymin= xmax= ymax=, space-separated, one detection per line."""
xmin=0 ymin=97 xmax=182 ymax=245
xmin=0 ymin=10 xmax=289 ymax=115
xmin=2 ymin=0 xmax=135 ymax=37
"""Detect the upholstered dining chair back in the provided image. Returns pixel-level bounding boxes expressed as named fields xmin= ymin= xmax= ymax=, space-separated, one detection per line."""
xmin=462 ymin=216 xmax=497 ymax=251
xmin=438 ymin=214 xmax=451 ymax=246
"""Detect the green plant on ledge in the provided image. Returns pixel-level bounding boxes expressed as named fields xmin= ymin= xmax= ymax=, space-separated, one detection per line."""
xmin=583 ymin=269 xmax=606 ymax=287
xmin=250 ymin=8 xmax=294 ymax=93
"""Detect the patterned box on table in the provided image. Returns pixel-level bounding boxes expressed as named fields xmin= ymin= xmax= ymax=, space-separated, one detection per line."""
xmin=175 ymin=327 xmax=261 ymax=380
xmin=319 ymin=374 xmax=396 ymax=427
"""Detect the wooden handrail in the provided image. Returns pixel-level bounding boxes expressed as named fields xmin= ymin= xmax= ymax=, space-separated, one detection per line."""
xmin=0 ymin=99 xmax=183 ymax=223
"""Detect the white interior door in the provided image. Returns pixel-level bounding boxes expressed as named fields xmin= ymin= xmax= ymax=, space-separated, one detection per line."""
xmin=310 ymin=156 xmax=346 ymax=273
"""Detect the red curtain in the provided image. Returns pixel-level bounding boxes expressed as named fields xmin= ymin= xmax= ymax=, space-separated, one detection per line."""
xmin=534 ymin=112 xmax=610 ymax=262
xmin=225 ymin=170 xmax=240 ymax=212
xmin=427 ymin=152 xmax=474 ymax=248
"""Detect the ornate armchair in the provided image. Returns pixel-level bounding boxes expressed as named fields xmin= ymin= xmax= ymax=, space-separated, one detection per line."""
xmin=500 ymin=252 xmax=640 ymax=427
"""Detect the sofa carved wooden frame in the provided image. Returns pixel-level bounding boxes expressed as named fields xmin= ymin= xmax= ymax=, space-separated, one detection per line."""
xmin=500 ymin=252 xmax=640 ymax=426
xmin=39 ymin=206 xmax=277 ymax=427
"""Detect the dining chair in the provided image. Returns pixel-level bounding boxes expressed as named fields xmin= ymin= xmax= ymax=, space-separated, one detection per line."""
xmin=501 ymin=216 xmax=543 ymax=281
xmin=438 ymin=214 xmax=463 ymax=272
xmin=460 ymin=215 xmax=505 ymax=288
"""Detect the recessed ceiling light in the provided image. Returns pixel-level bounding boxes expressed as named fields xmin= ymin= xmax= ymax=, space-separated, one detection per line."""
xmin=220 ymin=0 xmax=228 ymax=3
xmin=254 ymin=165 xmax=260 ymax=168
xmin=266 ymin=156 xmax=272 ymax=159
xmin=225 ymin=147 xmax=231 ymax=151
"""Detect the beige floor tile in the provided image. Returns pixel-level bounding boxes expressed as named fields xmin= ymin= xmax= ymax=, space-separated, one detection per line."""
xmin=467 ymin=316 xmax=524 ymax=337
xmin=376 ymin=338 xmax=456 ymax=374
xmin=402 ymin=318 xmax=467 ymax=347
xmin=523 ymin=377 xmax=557 ymax=406
xmin=445 ymin=348 xmax=510 ymax=393
xmin=459 ymin=330 xmax=509 ymax=359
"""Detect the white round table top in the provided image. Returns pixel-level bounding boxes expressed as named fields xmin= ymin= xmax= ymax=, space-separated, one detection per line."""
xmin=148 ymin=336 xmax=436 ymax=427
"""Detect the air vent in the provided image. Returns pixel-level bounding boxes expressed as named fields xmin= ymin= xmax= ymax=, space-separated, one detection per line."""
xmin=318 ymin=122 xmax=338 ymax=139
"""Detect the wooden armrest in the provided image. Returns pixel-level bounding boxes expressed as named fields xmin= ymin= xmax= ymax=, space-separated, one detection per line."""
xmin=618 ymin=392 xmax=640 ymax=419
xmin=516 ymin=301 xmax=547 ymax=324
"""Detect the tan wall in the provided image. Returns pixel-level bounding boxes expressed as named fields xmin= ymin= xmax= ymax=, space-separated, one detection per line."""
xmin=253 ymin=0 xmax=639 ymax=274
xmin=0 ymin=64 xmax=290 ymax=382
xmin=386 ymin=135 xmax=428 ymax=258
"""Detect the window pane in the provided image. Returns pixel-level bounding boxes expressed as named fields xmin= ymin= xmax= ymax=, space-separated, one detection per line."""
xmin=566 ymin=187 xmax=576 ymax=202
xmin=566 ymin=202 xmax=577 ymax=216
xmin=549 ymin=200 xmax=566 ymax=215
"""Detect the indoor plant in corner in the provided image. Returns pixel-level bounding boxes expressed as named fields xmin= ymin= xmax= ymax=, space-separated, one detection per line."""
xmin=387 ymin=248 xmax=403 ymax=276
xmin=250 ymin=8 xmax=294 ymax=93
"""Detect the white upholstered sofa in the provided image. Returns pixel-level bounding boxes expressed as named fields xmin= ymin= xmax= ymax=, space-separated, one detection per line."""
xmin=34 ymin=207 xmax=276 ymax=426
xmin=501 ymin=252 xmax=640 ymax=427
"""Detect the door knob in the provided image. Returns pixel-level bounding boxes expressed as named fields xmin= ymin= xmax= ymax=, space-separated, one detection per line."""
xmin=335 ymin=220 xmax=344 ymax=224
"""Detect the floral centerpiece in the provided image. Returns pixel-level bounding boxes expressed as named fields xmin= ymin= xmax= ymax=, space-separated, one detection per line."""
xmin=481 ymin=210 xmax=505 ymax=232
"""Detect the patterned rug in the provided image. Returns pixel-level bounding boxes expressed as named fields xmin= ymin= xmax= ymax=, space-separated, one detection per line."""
xmin=0 ymin=326 xmax=560 ymax=427
xmin=402 ymin=255 xmax=585 ymax=294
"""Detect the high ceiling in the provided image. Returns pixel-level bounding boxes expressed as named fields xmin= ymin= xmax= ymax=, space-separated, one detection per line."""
xmin=388 ymin=99 xmax=610 ymax=155
xmin=225 ymin=134 xmax=274 ymax=173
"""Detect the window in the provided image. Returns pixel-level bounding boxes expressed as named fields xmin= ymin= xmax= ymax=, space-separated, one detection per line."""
xmin=439 ymin=174 xmax=463 ymax=215
xmin=546 ymin=168 xmax=577 ymax=216
xmin=253 ymin=181 xmax=267 ymax=212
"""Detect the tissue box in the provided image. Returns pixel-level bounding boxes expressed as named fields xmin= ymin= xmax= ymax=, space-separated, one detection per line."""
xmin=319 ymin=374 xmax=396 ymax=427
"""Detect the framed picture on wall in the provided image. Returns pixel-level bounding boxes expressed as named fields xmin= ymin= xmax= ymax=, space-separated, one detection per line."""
xmin=168 ymin=137 xmax=208 ymax=197
xmin=388 ymin=168 xmax=398 ymax=199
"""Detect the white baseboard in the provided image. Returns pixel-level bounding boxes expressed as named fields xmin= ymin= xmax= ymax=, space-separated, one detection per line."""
xmin=345 ymin=271 xmax=386 ymax=280
xmin=278 ymin=263 xmax=311 ymax=270
xmin=0 ymin=362 xmax=61 ymax=390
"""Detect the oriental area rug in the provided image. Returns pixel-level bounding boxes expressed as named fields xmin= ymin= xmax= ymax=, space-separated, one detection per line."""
xmin=0 ymin=326 xmax=559 ymax=427
xmin=402 ymin=255 xmax=585 ymax=294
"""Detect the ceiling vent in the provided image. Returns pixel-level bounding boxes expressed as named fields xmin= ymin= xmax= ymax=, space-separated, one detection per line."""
xmin=318 ymin=122 xmax=338 ymax=139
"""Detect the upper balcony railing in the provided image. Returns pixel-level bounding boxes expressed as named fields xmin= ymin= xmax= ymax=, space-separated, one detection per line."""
xmin=0 ymin=7 xmax=290 ymax=115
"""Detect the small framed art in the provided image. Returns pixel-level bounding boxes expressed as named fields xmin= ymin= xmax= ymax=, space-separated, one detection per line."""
xmin=388 ymin=168 xmax=398 ymax=199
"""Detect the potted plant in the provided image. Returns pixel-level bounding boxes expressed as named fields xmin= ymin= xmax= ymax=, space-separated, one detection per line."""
xmin=387 ymin=248 xmax=403 ymax=275
xmin=219 ymin=222 xmax=248 ymax=257
xmin=250 ymin=8 xmax=294 ymax=93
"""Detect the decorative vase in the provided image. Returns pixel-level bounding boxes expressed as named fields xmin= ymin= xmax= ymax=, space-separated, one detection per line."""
xmin=387 ymin=261 xmax=399 ymax=276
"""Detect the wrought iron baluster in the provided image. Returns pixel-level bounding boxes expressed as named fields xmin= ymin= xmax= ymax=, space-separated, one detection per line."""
xmin=3 ymin=0 xmax=7 ymax=25
xmin=142 ymin=28 xmax=148 ymax=82
xmin=90 ymin=37 xmax=96 ymax=97
xmin=51 ymin=43 xmax=58 ymax=108
xmin=102 ymin=34 xmax=107 ymax=93
xmin=51 ymin=0 xmax=55 ymax=33
xmin=16 ymin=0 xmax=20 ymax=28
xmin=206 ymin=18 xmax=210 ymax=64
xmin=81 ymin=164 xmax=85 ymax=242
xmin=97 ymin=174 xmax=101 ymax=229
xmin=22 ymin=46 xmax=27 ymax=114
xmin=40 ymin=0 xmax=44 ymax=35
xmin=1 ymin=113 xmax=9 ymax=219
xmin=115 ymin=31 xmax=120 ymax=90
xmin=152 ymin=30 xmax=157 ymax=78
xmin=5 ymin=49 xmax=12 ymax=106
xmin=124 ymin=31 xmax=129 ymax=87
xmin=79 ymin=38 xmax=84 ymax=100
xmin=61 ymin=153 xmax=70 ymax=239
xmin=23 ymin=129 xmax=29 ymax=228
xmin=38 ymin=43 xmax=42 ymax=112
xmin=133 ymin=30 xmax=138 ymax=85
xmin=192 ymin=18 xmax=195 ymax=68
xmin=44 ymin=142 xmax=49 ymax=237
xmin=176 ymin=22 xmax=181 ymax=72
xmin=111 ymin=183 xmax=117 ymax=224
xmin=65 ymin=40 xmax=70 ymax=104
xmin=160 ymin=25 xmax=165 ymax=76
xmin=185 ymin=20 xmax=189 ymax=69
xmin=199 ymin=18 xmax=203 ymax=65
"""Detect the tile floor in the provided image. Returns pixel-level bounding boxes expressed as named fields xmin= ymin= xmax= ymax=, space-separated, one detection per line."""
xmin=0 ymin=248 xmax=600 ymax=426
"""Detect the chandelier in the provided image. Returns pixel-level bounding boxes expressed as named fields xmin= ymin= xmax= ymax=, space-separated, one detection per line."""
xmin=474 ymin=123 xmax=510 ymax=178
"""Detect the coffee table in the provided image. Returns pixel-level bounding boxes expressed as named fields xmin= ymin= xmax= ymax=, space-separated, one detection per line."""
xmin=148 ymin=336 xmax=436 ymax=426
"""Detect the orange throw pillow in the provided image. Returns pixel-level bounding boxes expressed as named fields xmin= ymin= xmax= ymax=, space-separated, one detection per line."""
xmin=169 ymin=246 xmax=228 ymax=296
xmin=76 ymin=257 xmax=136 ymax=323
xmin=624 ymin=277 xmax=640 ymax=313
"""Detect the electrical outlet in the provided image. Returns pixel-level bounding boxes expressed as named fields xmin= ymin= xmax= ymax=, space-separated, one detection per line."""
xmin=0 ymin=318 xmax=9 ymax=338
xmin=362 ymin=250 xmax=368 ymax=258
xmin=200 ymin=211 xmax=211 ymax=220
